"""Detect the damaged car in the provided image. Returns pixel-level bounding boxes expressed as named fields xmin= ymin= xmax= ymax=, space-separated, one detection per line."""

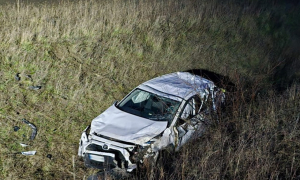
xmin=78 ymin=71 xmax=227 ymax=173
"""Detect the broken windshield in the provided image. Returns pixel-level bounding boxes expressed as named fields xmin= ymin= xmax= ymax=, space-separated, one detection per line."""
xmin=118 ymin=89 xmax=181 ymax=122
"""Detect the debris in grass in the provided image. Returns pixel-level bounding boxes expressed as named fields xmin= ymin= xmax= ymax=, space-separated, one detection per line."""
xmin=22 ymin=119 xmax=37 ymax=140
xmin=15 ymin=73 xmax=42 ymax=90
xmin=13 ymin=126 xmax=20 ymax=132
xmin=20 ymin=143 xmax=29 ymax=147
xmin=15 ymin=73 xmax=21 ymax=81
xmin=21 ymin=151 xmax=36 ymax=156
xmin=28 ymin=86 xmax=42 ymax=90
xmin=46 ymin=154 xmax=52 ymax=159
xmin=25 ymin=74 xmax=33 ymax=81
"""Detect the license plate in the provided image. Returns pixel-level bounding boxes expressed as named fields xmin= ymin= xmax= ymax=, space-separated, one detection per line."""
xmin=88 ymin=154 xmax=105 ymax=162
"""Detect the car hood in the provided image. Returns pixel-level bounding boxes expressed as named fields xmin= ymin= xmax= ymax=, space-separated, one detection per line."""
xmin=90 ymin=104 xmax=168 ymax=145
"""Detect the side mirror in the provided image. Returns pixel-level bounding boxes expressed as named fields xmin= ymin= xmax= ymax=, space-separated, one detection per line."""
xmin=113 ymin=100 xmax=118 ymax=105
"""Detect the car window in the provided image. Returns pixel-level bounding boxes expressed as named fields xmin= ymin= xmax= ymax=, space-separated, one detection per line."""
xmin=132 ymin=90 xmax=150 ymax=103
xmin=118 ymin=89 xmax=181 ymax=122
xmin=180 ymin=95 xmax=203 ymax=121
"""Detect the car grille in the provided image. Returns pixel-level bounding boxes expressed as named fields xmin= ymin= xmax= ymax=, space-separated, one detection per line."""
xmin=84 ymin=153 xmax=116 ymax=170
xmin=86 ymin=143 xmax=128 ymax=169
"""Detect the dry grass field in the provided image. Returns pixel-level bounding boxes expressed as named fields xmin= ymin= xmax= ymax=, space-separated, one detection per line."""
xmin=0 ymin=0 xmax=299 ymax=179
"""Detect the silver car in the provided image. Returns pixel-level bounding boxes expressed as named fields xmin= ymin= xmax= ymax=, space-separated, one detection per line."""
xmin=78 ymin=72 xmax=226 ymax=173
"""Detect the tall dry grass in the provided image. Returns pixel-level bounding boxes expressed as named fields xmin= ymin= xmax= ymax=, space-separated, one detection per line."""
xmin=162 ymin=84 xmax=300 ymax=180
xmin=0 ymin=0 xmax=299 ymax=179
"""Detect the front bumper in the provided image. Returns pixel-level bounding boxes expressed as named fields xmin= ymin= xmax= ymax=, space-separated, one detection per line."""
xmin=78 ymin=126 xmax=137 ymax=172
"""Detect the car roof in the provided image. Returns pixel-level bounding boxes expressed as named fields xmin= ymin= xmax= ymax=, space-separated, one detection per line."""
xmin=138 ymin=72 xmax=216 ymax=100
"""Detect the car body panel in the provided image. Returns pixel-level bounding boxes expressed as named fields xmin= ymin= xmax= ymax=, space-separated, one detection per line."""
xmin=90 ymin=104 xmax=168 ymax=145
xmin=141 ymin=72 xmax=215 ymax=100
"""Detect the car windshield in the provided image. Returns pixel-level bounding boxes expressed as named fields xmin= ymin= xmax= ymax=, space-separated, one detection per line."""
xmin=117 ymin=89 xmax=181 ymax=122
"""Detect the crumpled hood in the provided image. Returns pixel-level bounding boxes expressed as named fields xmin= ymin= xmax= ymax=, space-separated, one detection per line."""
xmin=90 ymin=104 xmax=168 ymax=145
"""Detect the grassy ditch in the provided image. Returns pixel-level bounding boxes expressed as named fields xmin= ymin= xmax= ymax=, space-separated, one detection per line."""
xmin=0 ymin=0 xmax=299 ymax=179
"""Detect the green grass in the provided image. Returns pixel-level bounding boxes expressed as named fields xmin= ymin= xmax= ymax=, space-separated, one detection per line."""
xmin=0 ymin=0 xmax=299 ymax=179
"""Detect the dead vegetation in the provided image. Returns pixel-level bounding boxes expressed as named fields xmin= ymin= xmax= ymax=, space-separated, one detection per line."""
xmin=0 ymin=0 xmax=299 ymax=179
